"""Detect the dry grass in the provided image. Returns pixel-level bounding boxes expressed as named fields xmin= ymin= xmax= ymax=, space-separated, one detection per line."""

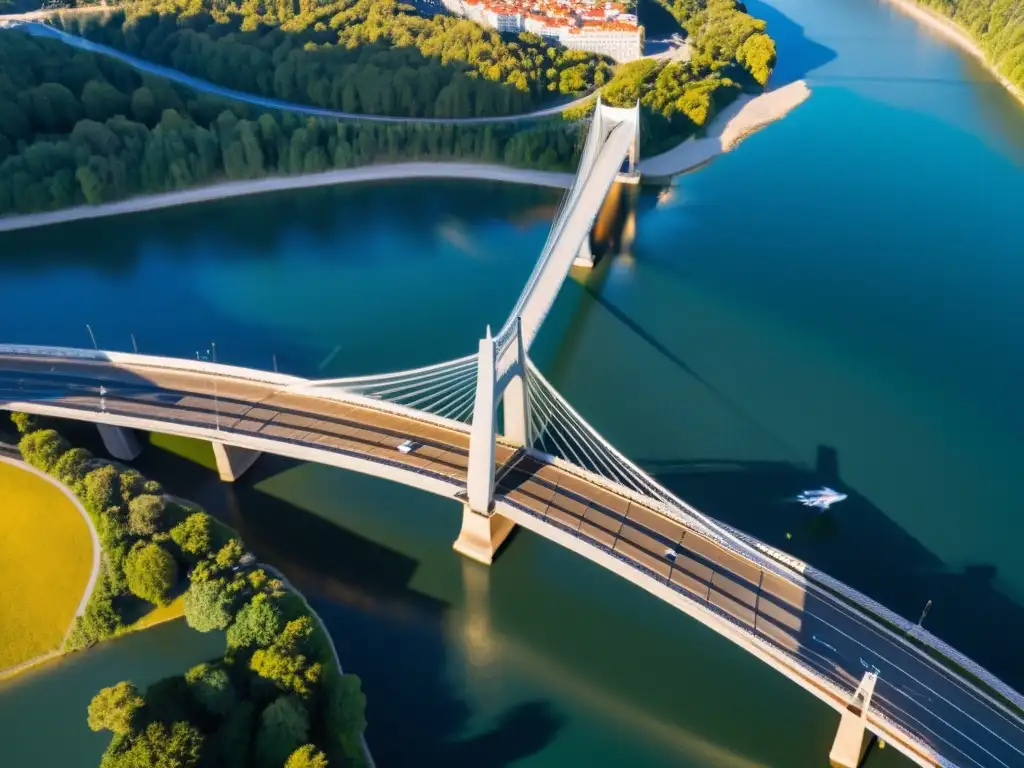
xmin=128 ymin=594 xmax=186 ymax=631
xmin=0 ymin=462 xmax=94 ymax=670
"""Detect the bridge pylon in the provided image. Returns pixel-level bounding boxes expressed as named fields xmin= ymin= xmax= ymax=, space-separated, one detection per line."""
xmin=499 ymin=316 xmax=531 ymax=446
xmin=455 ymin=326 xmax=515 ymax=565
xmin=829 ymin=671 xmax=878 ymax=768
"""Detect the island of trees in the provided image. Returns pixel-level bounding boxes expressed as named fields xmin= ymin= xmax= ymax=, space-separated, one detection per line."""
xmin=910 ymin=0 xmax=1024 ymax=92
xmin=11 ymin=413 xmax=368 ymax=768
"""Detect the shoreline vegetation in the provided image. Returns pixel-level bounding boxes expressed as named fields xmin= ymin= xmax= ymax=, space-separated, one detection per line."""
xmin=4 ymin=413 xmax=370 ymax=768
xmin=0 ymin=0 xmax=783 ymax=218
xmin=883 ymin=0 xmax=1024 ymax=108
xmin=0 ymin=455 xmax=100 ymax=678
xmin=0 ymin=82 xmax=807 ymax=233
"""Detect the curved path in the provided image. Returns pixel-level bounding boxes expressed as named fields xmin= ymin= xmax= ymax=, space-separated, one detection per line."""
xmin=6 ymin=21 xmax=593 ymax=124
xmin=0 ymin=348 xmax=1022 ymax=768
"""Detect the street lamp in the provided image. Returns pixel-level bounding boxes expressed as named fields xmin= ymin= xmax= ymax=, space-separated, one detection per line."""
xmin=85 ymin=324 xmax=98 ymax=350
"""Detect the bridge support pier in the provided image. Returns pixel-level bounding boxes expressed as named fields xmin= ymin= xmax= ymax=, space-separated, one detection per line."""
xmin=453 ymin=504 xmax=515 ymax=565
xmin=97 ymin=424 xmax=141 ymax=461
xmin=212 ymin=441 xmax=261 ymax=482
xmin=829 ymin=672 xmax=878 ymax=768
xmin=572 ymin=234 xmax=595 ymax=268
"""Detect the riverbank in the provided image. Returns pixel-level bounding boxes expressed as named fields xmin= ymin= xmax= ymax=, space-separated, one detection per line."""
xmin=0 ymin=455 xmax=100 ymax=680
xmin=638 ymin=80 xmax=812 ymax=179
xmin=881 ymin=0 xmax=1024 ymax=108
xmin=0 ymin=163 xmax=574 ymax=234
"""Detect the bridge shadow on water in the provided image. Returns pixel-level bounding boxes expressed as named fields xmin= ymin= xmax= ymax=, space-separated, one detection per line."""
xmin=644 ymin=450 xmax=1024 ymax=691
xmin=45 ymin=418 xmax=565 ymax=766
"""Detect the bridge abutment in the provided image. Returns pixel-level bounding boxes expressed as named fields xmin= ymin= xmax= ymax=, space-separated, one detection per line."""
xmin=453 ymin=504 xmax=515 ymax=565
xmin=829 ymin=672 xmax=878 ymax=768
xmin=212 ymin=441 xmax=261 ymax=482
xmin=97 ymin=424 xmax=141 ymax=461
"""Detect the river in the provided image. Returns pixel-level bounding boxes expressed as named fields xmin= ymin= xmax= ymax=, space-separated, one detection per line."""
xmin=0 ymin=0 xmax=1022 ymax=765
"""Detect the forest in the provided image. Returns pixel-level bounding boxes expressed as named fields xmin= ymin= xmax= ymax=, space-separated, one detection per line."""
xmin=602 ymin=0 xmax=777 ymax=151
xmin=914 ymin=0 xmax=1024 ymax=90
xmin=56 ymin=0 xmax=613 ymax=118
xmin=0 ymin=28 xmax=581 ymax=215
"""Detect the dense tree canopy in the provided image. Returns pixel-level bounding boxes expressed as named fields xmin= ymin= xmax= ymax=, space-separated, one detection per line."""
xmin=0 ymin=28 xmax=579 ymax=217
xmin=124 ymin=540 xmax=179 ymax=605
xmin=88 ymin=682 xmax=145 ymax=735
xmin=914 ymin=0 xmax=1024 ymax=90
xmin=61 ymin=0 xmax=610 ymax=118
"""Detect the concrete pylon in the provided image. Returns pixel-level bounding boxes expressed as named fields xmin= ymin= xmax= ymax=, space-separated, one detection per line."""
xmin=97 ymin=424 xmax=141 ymax=461
xmin=211 ymin=441 xmax=261 ymax=482
xmin=456 ymin=327 xmax=515 ymax=564
xmin=829 ymin=671 xmax=878 ymax=768
xmin=501 ymin=318 xmax=531 ymax=445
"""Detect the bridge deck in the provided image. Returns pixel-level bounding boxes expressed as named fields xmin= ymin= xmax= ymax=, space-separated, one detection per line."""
xmin=1 ymin=355 xmax=1022 ymax=768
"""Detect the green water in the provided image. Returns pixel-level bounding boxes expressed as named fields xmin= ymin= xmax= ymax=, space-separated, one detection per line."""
xmin=1 ymin=0 xmax=1022 ymax=764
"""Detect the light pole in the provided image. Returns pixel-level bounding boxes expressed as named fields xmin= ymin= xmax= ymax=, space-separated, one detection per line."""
xmin=272 ymin=353 xmax=278 ymax=374
xmin=917 ymin=600 xmax=932 ymax=629
xmin=211 ymin=342 xmax=220 ymax=431
xmin=85 ymin=324 xmax=98 ymax=350
xmin=130 ymin=333 xmax=138 ymax=354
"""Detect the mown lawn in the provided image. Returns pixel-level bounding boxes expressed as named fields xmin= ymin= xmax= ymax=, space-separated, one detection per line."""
xmin=0 ymin=461 xmax=95 ymax=671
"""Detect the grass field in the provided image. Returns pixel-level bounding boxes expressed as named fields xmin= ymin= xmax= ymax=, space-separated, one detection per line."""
xmin=0 ymin=461 xmax=96 ymax=671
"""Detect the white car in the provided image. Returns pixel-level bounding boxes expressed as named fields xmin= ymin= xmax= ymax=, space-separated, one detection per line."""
xmin=397 ymin=440 xmax=420 ymax=454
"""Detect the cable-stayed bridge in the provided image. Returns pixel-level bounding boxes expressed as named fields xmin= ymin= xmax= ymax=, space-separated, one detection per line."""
xmin=1 ymin=102 xmax=1022 ymax=768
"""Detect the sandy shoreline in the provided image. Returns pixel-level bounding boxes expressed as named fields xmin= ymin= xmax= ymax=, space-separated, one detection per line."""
xmin=881 ymin=0 xmax=1024 ymax=107
xmin=0 ymin=163 xmax=574 ymax=234
xmin=0 ymin=83 xmax=812 ymax=233
xmin=638 ymin=80 xmax=812 ymax=179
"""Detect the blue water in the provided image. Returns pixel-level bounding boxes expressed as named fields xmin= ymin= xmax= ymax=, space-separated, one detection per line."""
xmin=0 ymin=0 xmax=1022 ymax=765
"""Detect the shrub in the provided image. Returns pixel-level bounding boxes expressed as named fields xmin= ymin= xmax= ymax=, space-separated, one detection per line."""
xmin=124 ymin=541 xmax=178 ymax=606
xmin=254 ymin=696 xmax=309 ymax=768
xmin=211 ymin=701 xmax=255 ymax=768
xmin=100 ymin=721 xmax=203 ymax=768
xmin=119 ymin=469 xmax=147 ymax=504
xmin=227 ymin=594 xmax=282 ymax=650
xmin=51 ymin=447 xmax=92 ymax=490
xmin=105 ymin=540 xmax=131 ymax=596
xmin=19 ymin=428 xmax=69 ymax=472
xmin=286 ymin=744 xmax=329 ymax=768
xmin=325 ymin=674 xmax=367 ymax=756
xmin=9 ymin=411 xmax=39 ymax=434
xmin=250 ymin=618 xmax=322 ymax=699
xmin=128 ymin=494 xmax=166 ymax=536
xmin=67 ymin=571 xmax=121 ymax=650
xmin=88 ymin=681 xmax=144 ymax=735
xmin=184 ymin=579 xmax=234 ymax=633
xmin=170 ymin=513 xmax=214 ymax=563
xmin=83 ymin=464 xmax=122 ymax=517
xmin=185 ymin=662 xmax=237 ymax=717
xmin=143 ymin=479 xmax=163 ymax=495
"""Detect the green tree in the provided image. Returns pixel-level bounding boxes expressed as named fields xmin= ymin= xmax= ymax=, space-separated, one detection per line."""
xmin=82 ymin=80 xmax=131 ymax=122
xmin=170 ymin=512 xmax=214 ymax=562
xmin=119 ymin=469 xmax=147 ymax=504
xmin=185 ymin=662 xmax=237 ymax=716
xmin=88 ymin=681 xmax=144 ymax=735
xmin=285 ymin=744 xmax=329 ymax=768
xmin=250 ymin=616 xmax=322 ymax=698
xmin=9 ymin=411 xmax=38 ymax=434
xmin=183 ymin=579 xmax=234 ymax=632
xmin=128 ymin=493 xmax=166 ymax=536
xmin=18 ymin=428 xmax=69 ymax=472
xmin=124 ymin=541 xmax=179 ymax=605
xmin=254 ymin=696 xmax=309 ymax=768
xmin=228 ymin=593 xmax=283 ymax=650
xmin=324 ymin=673 xmax=366 ymax=760
xmin=211 ymin=701 xmax=255 ymax=768
xmin=83 ymin=464 xmax=123 ymax=516
xmin=100 ymin=721 xmax=203 ymax=768
xmin=737 ymin=33 xmax=777 ymax=86
xmin=52 ymin=447 xmax=93 ymax=490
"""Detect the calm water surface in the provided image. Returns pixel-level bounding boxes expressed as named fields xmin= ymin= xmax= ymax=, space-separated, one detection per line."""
xmin=1 ymin=0 xmax=1022 ymax=764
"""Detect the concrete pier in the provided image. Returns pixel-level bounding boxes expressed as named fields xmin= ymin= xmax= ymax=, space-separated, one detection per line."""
xmin=830 ymin=672 xmax=878 ymax=768
xmin=573 ymin=235 xmax=595 ymax=268
xmin=212 ymin=441 xmax=261 ymax=482
xmin=97 ymin=424 xmax=141 ymax=461
xmin=453 ymin=504 xmax=515 ymax=565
